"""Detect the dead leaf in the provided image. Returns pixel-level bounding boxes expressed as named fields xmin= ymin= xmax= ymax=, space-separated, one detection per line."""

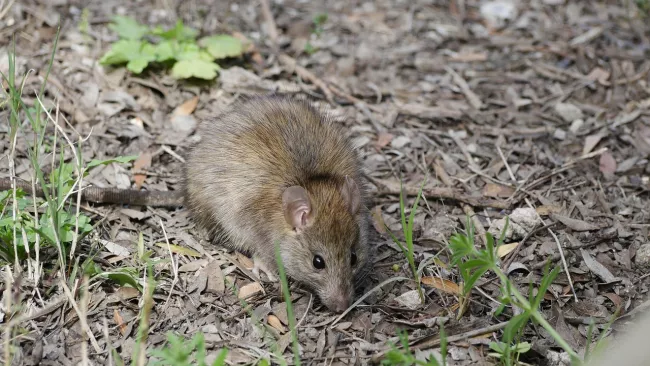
xmin=370 ymin=205 xmax=387 ymax=234
xmin=583 ymin=132 xmax=606 ymax=155
xmin=550 ymin=213 xmax=601 ymax=231
xmin=599 ymin=151 xmax=617 ymax=175
xmin=603 ymin=293 xmax=623 ymax=310
xmin=482 ymin=183 xmax=515 ymax=198
xmin=114 ymin=310 xmax=127 ymax=335
xmin=394 ymin=289 xmax=422 ymax=309
xmin=132 ymin=151 xmax=152 ymax=189
xmin=497 ymin=242 xmax=519 ymax=257
xmin=449 ymin=51 xmax=488 ymax=62
xmin=421 ymin=277 xmax=461 ymax=295
xmin=178 ymin=259 xmax=209 ymax=272
xmin=155 ymin=243 xmax=202 ymax=257
xmin=235 ymin=252 xmax=254 ymax=269
xmin=238 ymin=282 xmax=264 ymax=299
xmin=375 ymin=132 xmax=394 ymax=149
xmin=268 ymin=314 xmax=287 ymax=333
xmin=581 ymin=249 xmax=619 ymax=283
xmin=172 ymin=96 xmax=199 ymax=116
xmin=205 ymin=260 xmax=225 ymax=294
xmin=586 ymin=67 xmax=611 ymax=85
xmin=536 ymin=205 xmax=563 ymax=216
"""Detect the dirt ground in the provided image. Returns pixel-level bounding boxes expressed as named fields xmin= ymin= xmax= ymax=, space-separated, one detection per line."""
xmin=2 ymin=0 xmax=650 ymax=365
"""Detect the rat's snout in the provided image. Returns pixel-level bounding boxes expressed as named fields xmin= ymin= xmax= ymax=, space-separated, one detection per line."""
xmin=323 ymin=290 xmax=353 ymax=313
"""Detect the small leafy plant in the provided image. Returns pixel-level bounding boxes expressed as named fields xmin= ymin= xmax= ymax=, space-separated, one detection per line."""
xmin=148 ymin=332 xmax=228 ymax=366
xmin=100 ymin=16 xmax=244 ymax=80
xmin=449 ymin=216 xmax=579 ymax=365
xmin=304 ymin=13 xmax=328 ymax=55
xmin=385 ymin=179 xmax=427 ymax=304
xmin=382 ymin=328 xmax=446 ymax=366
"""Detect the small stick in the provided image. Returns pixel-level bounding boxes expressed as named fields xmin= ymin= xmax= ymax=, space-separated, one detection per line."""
xmin=59 ymin=279 xmax=102 ymax=353
xmin=0 ymin=177 xmax=184 ymax=207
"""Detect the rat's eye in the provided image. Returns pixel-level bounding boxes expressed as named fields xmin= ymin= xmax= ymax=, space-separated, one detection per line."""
xmin=351 ymin=251 xmax=357 ymax=266
xmin=313 ymin=255 xmax=325 ymax=270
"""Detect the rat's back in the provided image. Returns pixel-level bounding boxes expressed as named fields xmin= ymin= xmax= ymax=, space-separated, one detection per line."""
xmin=184 ymin=96 xmax=364 ymax=247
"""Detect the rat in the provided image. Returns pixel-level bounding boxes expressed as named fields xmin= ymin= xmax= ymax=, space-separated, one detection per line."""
xmin=0 ymin=95 xmax=372 ymax=313
xmin=183 ymin=95 xmax=371 ymax=313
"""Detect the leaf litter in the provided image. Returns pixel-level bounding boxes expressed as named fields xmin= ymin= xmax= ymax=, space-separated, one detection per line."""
xmin=2 ymin=0 xmax=650 ymax=365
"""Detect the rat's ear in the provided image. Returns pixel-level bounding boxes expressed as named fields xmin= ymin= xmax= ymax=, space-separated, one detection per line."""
xmin=282 ymin=186 xmax=312 ymax=231
xmin=340 ymin=175 xmax=361 ymax=214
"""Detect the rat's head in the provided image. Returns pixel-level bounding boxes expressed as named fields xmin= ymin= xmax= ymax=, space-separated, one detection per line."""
xmin=279 ymin=176 xmax=368 ymax=313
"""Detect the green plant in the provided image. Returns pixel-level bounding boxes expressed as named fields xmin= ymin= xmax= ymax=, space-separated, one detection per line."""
xmin=449 ymin=216 xmax=579 ymax=365
xmin=304 ymin=13 xmax=328 ymax=55
xmin=99 ymin=16 xmax=244 ymax=80
xmin=149 ymin=332 xmax=228 ymax=366
xmin=275 ymin=241 xmax=301 ymax=366
xmin=381 ymin=327 xmax=446 ymax=366
xmin=385 ymin=179 xmax=427 ymax=304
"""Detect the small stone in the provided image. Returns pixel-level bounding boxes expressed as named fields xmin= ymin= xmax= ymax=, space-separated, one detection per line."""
xmin=570 ymin=119 xmax=584 ymax=133
xmin=554 ymin=103 xmax=583 ymax=122
xmin=391 ymin=136 xmax=411 ymax=149
xmin=480 ymin=1 xmax=517 ymax=29
xmin=635 ymin=244 xmax=650 ymax=267
xmin=553 ymin=129 xmax=567 ymax=140
xmin=395 ymin=289 xmax=422 ymax=310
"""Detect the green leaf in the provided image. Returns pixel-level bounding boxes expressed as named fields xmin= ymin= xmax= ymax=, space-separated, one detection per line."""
xmin=199 ymin=35 xmax=243 ymax=59
xmin=171 ymin=59 xmax=220 ymax=80
xmin=99 ymin=40 xmax=145 ymax=65
xmin=87 ymin=155 xmax=138 ymax=169
xmin=109 ymin=16 xmax=150 ymax=40
xmin=151 ymin=20 xmax=198 ymax=41
xmin=155 ymin=41 xmax=176 ymax=62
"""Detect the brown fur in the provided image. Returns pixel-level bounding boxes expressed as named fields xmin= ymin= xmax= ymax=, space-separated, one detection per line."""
xmin=184 ymin=95 xmax=371 ymax=312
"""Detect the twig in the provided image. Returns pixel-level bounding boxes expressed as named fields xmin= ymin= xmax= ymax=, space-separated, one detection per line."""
xmin=258 ymin=0 xmax=278 ymax=49
xmin=160 ymin=219 xmax=179 ymax=313
xmin=525 ymin=198 xmax=578 ymax=301
xmin=502 ymin=222 xmax=558 ymax=272
xmin=368 ymin=176 xmax=510 ymax=210
xmin=59 ymin=279 xmax=102 ymax=353
xmin=369 ymin=321 xmax=510 ymax=363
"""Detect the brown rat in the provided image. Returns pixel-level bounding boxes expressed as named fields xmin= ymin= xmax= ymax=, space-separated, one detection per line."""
xmin=183 ymin=95 xmax=371 ymax=313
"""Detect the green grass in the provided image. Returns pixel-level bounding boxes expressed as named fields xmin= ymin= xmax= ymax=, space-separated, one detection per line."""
xmin=385 ymin=179 xmax=427 ymax=304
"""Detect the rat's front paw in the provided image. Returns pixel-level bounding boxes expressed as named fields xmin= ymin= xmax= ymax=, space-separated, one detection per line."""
xmin=252 ymin=256 xmax=278 ymax=282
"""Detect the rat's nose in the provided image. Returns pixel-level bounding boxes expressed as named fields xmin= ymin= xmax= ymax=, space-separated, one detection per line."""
xmin=331 ymin=295 xmax=350 ymax=313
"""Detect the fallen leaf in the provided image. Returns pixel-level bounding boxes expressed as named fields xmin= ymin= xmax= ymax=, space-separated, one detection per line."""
xmin=205 ymin=260 xmax=225 ymax=294
xmin=375 ymin=132 xmax=394 ymax=149
xmin=100 ymin=239 xmax=131 ymax=256
xmin=235 ymin=252 xmax=254 ymax=269
xmin=421 ymin=277 xmax=461 ymax=295
xmin=603 ymin=293 xmax=623 ymax=310
xmin=581 ymin=249 xmax=618 ymax=283
xmin=449 ymin=51 xmax=488 ymax=62
xmin=482 ymin=183 xmax=515 ymax=198
xmin=238 ymin=281 xmax=264 ymax=299
xmin=114 ymin=309 xmax=127 ymax=335
xmin=132 ymin=151 xmax=152 ymax=189
xmin=583 ymin=132 xmax=606 ymax=155
xmin=155 ymin=243 xmax=202 ymax=257
xmin=268 ymin=314 xmax=287 ymax=333
xmin=394 ymin=289 xmax=423 ymax=309
xmin=497 ymin=242 xmax=519 ymax=257
xmin=550 ymin=213 xmax=601 ymax=231
xmin=172 ymin=96 xmax=199 ymax=116
xmin=599 ymin=152 xmax=617 ymax=175
xmin=178 ymin=259 xmax=209 ymax=272
xmin=370 ymin=205 xmax=387 ymax=234
xmin=536 ymin=205 xmax=563 ymax=216
xmin=586 ymin=67 xmax=611 ymax=85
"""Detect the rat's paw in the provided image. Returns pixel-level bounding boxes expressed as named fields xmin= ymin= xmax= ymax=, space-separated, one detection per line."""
xmin=252 ymin=256 xmax=278 ymax=282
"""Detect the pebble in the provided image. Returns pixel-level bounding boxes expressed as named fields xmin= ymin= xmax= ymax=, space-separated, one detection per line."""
xmin=554 ymin=102 xmax=583 ymax=122
xmin=635 ymin=244 xmax=650 ymax=267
